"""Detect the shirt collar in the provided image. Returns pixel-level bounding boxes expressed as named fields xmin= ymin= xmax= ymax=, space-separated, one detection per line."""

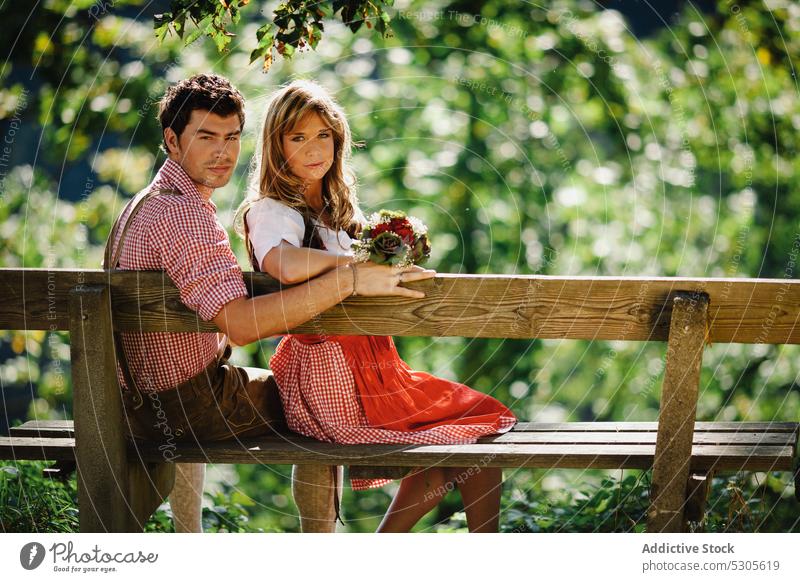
xmin=154 ymin=158 xmax=213 ymax=207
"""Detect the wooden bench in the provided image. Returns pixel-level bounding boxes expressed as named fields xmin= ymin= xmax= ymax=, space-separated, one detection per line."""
xmin=1 ymin=268 xmax=799 ymax=532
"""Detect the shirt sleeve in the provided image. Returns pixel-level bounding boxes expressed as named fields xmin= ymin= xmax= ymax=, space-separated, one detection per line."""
xmin=246 ymin=198 xmax=306 ymax=268
xmin=148 ymin=202 xmax=248 ymax=321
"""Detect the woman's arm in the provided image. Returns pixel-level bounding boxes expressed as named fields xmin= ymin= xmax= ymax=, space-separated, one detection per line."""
xmin=214 ymin=262 xmax=435 ymax=345
xmin=262 ymin=240 xmax=353 ymax=284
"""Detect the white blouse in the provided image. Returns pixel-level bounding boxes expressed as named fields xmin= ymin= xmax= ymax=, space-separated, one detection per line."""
xmin=246 ymin=197 xmax=355 ymax=268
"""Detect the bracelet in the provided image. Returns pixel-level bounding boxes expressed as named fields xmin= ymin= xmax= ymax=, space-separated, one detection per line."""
xmin=349 ymin=263 xmax=358 ymax=297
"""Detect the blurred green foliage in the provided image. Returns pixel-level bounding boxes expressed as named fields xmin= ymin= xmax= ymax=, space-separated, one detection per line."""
xmin=1 ymin=0 xmax=799 ymax=531
xmin=3 ymin=461 xmax=797 ymax=532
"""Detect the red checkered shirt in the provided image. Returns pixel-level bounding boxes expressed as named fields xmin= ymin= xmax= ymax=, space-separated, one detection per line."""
xmin=110 ymin=158 xmax=248 ymax=392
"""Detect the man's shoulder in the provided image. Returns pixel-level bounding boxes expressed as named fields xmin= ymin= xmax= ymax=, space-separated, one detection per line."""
xmin=139 ymin=188 xmax=208 ymax=224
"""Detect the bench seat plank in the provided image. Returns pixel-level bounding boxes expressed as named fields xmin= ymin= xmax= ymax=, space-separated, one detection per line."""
xmin=1 ymin=438 xmax=794 ymax=472
xmin=11 ymin=419 xmax=799 ymax=438
xmin=5 ymin=420 xmax=797 ymax=472
xmin=0 ymin=437 xmax=76 ymax=461
xmin=9 ymin=421 xmax=797 ymax=448
xmin=9 ymin=420 xmax=76 ymax=438
xmin=126 ymin=440 xmax=794 ymax=471
xmin=481 ymin=431 xmax=795 ymax=446
xmin=514 ymin=421 xmax=800 ymax=433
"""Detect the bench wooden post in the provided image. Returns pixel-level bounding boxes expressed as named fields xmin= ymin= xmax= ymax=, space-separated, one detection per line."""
xmin=684 ymin=471 xmax=713 ymax=530
xmin=69 ymin=284 xmax=174 ymax=532
xmin=647 ymin=291 xmax=709 ymax=532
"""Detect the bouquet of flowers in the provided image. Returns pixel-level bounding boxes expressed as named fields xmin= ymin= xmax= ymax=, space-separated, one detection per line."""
xmin=352 ymin=209 xmax=431 ymax=266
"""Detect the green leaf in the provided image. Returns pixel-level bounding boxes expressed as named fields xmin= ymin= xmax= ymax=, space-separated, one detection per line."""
xmin=173 ymin=11 xmax=187 ymax=35
xmin=153 ymin=12 xmax=172 ymax=28
xmin=249 ymin=45 xmax=267 ymax=64
xmin=212 ymin=30 xmax=230 ymax=52
xmin=0 ymin=465 xmax=19 ymax=477
xmin=255 ymin=24 xmax=273 ymax=45
xmin=348 ymin=19 xmax=364 ymax=34
xmin=155 ymin=24 xmax=169 ymax=43
xmin=595 ymin=497 xmax=610 ymax=514
xmin=153 ymin=11 xmax=172 ymax=43
xmin=185 ymin=15 xmax=213 ymax=46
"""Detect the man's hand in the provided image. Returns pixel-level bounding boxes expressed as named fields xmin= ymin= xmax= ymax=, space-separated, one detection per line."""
xmin=351 ymin=262 xmax=436 ymax=299
xmin=214 ymin=262 xmax=436 ymax=346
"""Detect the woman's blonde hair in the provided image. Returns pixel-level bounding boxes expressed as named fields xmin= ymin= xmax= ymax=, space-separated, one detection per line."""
xmin=234 ymin=79 xmax=361 ymax=249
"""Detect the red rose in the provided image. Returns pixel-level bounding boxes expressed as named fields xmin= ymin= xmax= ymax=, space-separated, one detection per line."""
xmin=390 ymin=218 xmax=414 ymax=243
xmin=370 ymin=222 xmax=391 ymax=237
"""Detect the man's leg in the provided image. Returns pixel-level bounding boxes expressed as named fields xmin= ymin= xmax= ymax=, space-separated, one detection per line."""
xmin=292 ymin=464 xmax=342 ymax=533
xmin=170 ymin=462 xmax=205 ymax=533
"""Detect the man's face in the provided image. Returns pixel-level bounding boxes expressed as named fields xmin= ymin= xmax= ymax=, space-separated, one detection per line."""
xmin=164 ymin=110 xmax=242 ymax=196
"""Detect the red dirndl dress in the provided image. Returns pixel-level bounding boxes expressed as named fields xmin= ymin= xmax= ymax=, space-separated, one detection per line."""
xmin=270 ymin=333 xmax=517 ymax=490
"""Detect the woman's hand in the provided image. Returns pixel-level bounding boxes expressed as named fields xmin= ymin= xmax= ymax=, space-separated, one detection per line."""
xmin=350 ymin=262 xmax=436 ymax=299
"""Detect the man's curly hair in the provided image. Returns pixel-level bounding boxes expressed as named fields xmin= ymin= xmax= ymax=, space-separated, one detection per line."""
xmin=158 ymin=74 xmax=245 ymax=154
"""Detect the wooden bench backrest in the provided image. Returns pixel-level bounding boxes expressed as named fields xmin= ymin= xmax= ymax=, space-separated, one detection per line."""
xmin=2 ymin=268 xmax=799 ymax=344
xmin=2 ymin=268 xmax=797 ymax=532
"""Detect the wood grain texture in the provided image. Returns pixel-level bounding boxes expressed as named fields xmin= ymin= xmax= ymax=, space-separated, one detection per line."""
xmin=13 ymin=419 xmax=796 ymax=441
xmin=9 ymin=427 xmax=793 ymax=447
xmin=69 ymin=286 xmax=132 ymax=533
xmin=478 ymin=431 xmax=795 ymax=445
xmin=5 ymin=268 xmax=799 ymax=531
xmin=127 ymin=440 xmax=794 ymax=472
xmin=512 ymin=421 xmax=800 ymax=433
xmin=2 ymin=436 xmax=794 ymax=472
xmin=4 ymin=269 xmax=800 ymax=343
xmin=0 ymin=437 xmax=76 ymax=460
xmin=648 ymin=292 xmax=710 ymax=533
xmin=684 ymin=472 xmax=712 ymax=527
xmin=68 ymin=286 xmax=173 ymax=532
xmin=9 ymin=421 xmax=76 ymax=438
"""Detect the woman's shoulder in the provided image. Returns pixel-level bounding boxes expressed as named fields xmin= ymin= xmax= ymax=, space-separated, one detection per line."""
xmin=248 ymin=196 xmax=304 ymax=225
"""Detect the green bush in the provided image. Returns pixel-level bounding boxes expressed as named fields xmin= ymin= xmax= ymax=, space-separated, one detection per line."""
xmin=0 ymin=461 xmax=78 ymax=533
xmin=3 ymin=461 xmax=797 ymax=533
xmin=495 ymin=471 xmax=799 ymax=533
xmin=1 ymin=461 xmax=263 ymax=533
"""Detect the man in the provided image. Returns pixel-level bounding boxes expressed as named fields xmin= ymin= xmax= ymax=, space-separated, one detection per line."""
xmin=105 ymin=74 xmax=434 ymax=532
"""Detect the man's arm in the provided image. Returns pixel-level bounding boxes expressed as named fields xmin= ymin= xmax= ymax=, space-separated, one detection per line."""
xmin=213 ymin=262 xmax=435 ymax=346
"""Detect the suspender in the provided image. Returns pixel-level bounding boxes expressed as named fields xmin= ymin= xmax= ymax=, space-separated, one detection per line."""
xmin=103 ymin=189 xmax=178 ymax=271
xmin=242 ymin=208 xmax=260 ymax=272
xmin=103 ymin=189 xmax=179 ymax=410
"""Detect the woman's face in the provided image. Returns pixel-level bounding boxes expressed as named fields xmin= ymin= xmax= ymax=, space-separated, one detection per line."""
xmin=281 ymin=111 xmax=335 ymax=186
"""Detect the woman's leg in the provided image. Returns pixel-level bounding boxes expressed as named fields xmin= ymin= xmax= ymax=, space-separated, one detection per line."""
xmin=377 ymin=467 xmax=452 ymax=532
xmin=447 ymin=466 xmax=503 ymax=533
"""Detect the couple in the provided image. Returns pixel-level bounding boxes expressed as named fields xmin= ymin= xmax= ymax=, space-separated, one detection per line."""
xmin=106 ymin=74 xmax=516 ymax=533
